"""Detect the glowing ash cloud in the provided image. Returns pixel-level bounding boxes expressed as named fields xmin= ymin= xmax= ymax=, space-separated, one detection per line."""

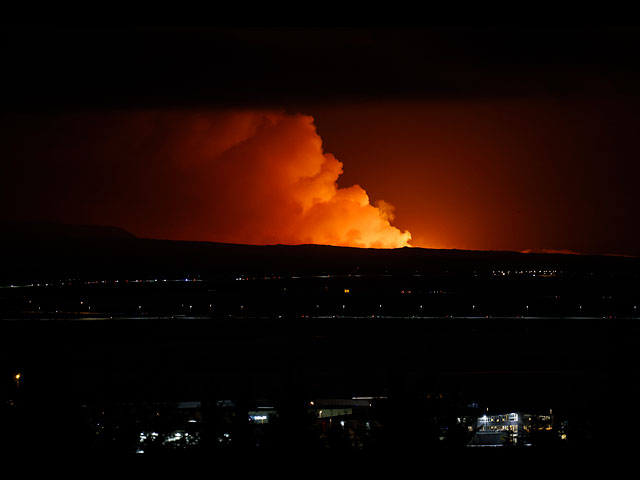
xmin=2 ymin=110 xmax=411 ymax=248
xmin=182 ymin=111 xmax=412 ymax=248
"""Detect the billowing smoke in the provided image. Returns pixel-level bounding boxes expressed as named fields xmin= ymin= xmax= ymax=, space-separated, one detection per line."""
xmin=2 ymin=110 xmax=411 ymax=248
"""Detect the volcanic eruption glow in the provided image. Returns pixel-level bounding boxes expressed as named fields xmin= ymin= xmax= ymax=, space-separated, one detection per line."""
xmin=1 ymin=110 xmax=411 ymax=248
xmin=198 ymin=110 xmax=412 ymax=248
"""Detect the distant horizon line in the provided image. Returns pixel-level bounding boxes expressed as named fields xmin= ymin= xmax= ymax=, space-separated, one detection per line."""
xmin=2 ymin=219 xmax=638 ymax=259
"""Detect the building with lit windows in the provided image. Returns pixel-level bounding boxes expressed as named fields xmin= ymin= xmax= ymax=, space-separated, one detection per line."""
xmin=468 ymin=412 xmax=554 ymax=447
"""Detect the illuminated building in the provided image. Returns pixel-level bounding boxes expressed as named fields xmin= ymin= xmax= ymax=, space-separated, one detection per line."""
xmin=469 ymin=412 xmax=554 ymax=447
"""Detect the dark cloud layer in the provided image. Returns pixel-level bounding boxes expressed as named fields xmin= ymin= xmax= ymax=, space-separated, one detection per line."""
xmin=2 ymin=26 xmax=640 ymax=110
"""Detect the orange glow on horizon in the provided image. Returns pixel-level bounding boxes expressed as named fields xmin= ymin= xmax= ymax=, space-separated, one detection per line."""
xmin=309 ymin=98 xmax=640 ymax=257
xmin=3 ymin=98 xmax=639 ymax=256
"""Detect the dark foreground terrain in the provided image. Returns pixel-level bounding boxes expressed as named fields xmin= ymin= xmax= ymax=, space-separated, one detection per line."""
xmin=1 ymin=223 xmax=639 ymax=459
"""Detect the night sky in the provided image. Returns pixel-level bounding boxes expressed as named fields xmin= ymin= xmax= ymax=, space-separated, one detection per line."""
xmin=2 ymin=26 xmax=639 ymax=256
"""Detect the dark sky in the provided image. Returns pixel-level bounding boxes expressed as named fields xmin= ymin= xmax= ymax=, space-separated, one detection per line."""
xmin=3 ymin=26 xmax=640 ymax=109
xmin=2 ymin=26 xmax=639 ymax=255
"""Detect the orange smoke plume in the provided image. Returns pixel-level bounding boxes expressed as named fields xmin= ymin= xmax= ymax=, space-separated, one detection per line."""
xmin=2 ymin=110 xmax=411 ymax=248
xmin=177 ymin=111 xmax=412 ymax=248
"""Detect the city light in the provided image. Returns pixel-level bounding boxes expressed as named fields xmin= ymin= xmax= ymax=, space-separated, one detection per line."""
xmin=1 ymin=233 xmax=636 ymax=454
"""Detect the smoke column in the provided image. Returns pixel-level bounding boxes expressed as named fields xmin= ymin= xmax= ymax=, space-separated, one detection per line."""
xmin=1 ymin=110 xmax=411 ymax=248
